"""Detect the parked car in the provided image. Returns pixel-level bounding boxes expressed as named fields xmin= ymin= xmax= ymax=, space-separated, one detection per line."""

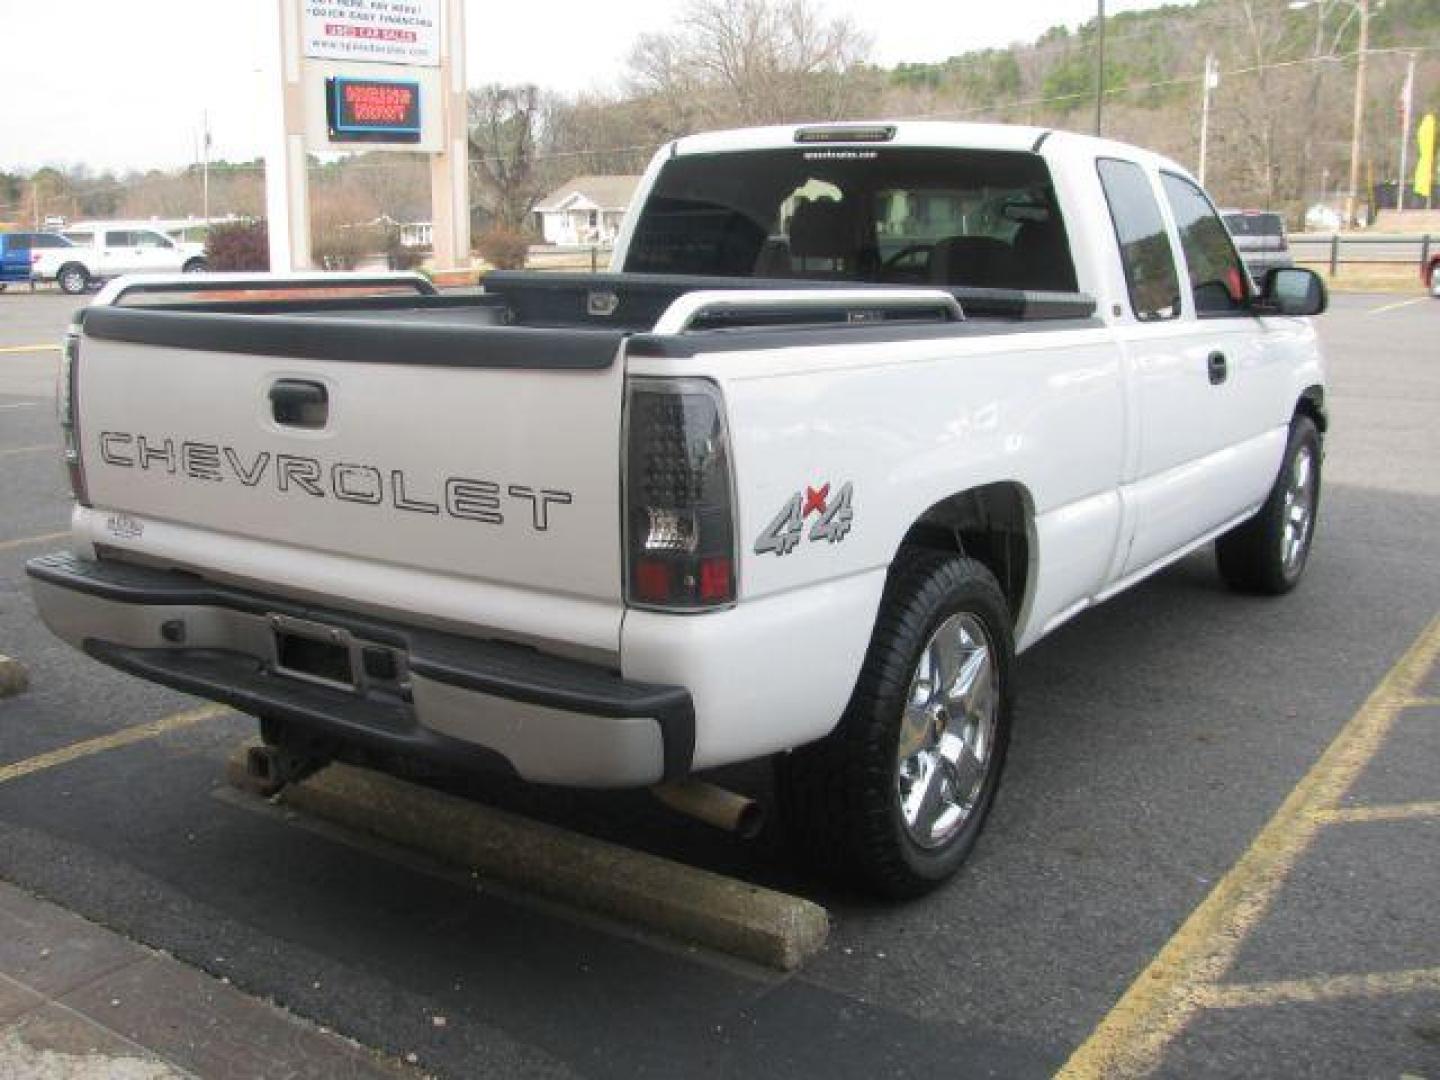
xmin=37 ymin=222 xmax=207 ymax=294
xmin=1222 ymin=209 xmax=1295 ymax=280
xmin=28 ymin=121 xmax=1328 ymax=898
xmin=1424 ymin=252 xmax=1440 ymax=298
xmin=0 ymin=231 xmax=74 ymax=291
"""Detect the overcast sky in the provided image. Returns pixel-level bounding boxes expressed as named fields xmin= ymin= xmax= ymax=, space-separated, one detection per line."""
xmin=0 ymin=0 xmax=1185 ymax=172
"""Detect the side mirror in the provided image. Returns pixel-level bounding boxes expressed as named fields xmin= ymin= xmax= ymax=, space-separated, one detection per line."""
xmin=1258 ymin=267 xmax=1326 ymax=317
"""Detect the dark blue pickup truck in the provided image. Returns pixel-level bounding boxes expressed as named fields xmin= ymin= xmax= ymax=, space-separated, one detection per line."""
xmin=0 ymin=231 xmax=73 ymax=290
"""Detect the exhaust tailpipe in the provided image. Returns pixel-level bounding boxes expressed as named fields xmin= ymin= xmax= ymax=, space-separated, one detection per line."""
xmin=652 ymin=779 xmax=764 ymax=839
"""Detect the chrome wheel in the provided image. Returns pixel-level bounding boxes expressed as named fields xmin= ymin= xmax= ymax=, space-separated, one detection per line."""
xmin=1281 ymin=444 xmax=1316 ymax=576
xmin=896 ymin=612 xmax=999 ymax=849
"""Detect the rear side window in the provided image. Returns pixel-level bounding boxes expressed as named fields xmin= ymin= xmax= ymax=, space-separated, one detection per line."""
xmin=105 ymin=230 xmax=135 ymax=247
xmin=1096 ymin=158 xmax=1180 ymax=322
xmin=1161 ymin=173 xmax=1250 ymax=315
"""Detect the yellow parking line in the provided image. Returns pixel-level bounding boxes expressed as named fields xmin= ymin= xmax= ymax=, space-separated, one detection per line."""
xmin=1057 ymin=613 xmax=1440 ymax=1080
xmin=1201 ymin=967 xmax=1440 ymax=1009
xmin=0 ymin=705 xmax=229 ymax=786
xmin=0 ymin=344 xmax=60 ymax=355
xmin=0 ymin=531 xmax=69 ymax=554
xmin=0 ymin=444 xmax=57 ymax=458
xmin=1321 ymin=800 xmax=1440 ymax=824
xmin=1365 ymin=297 xmax=1425 ymax=315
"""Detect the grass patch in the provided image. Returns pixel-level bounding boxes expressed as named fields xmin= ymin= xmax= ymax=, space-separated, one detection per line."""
xmin=1296 ymin=261 xmax=1429 ymax=295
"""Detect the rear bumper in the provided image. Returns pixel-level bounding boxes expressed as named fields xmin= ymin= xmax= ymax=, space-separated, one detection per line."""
xmin=27 ymin=552 xmax=693 ymax=788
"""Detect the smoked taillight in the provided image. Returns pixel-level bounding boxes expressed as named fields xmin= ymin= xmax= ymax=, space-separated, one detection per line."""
xmin=623 ymin=377 xmax=737 ymax=611
xmin=57 ymin=324 xmax=88 ymax=506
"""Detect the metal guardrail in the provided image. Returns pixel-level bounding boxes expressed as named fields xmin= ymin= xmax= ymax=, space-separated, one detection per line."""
xmin=518 ymin=239 xmax=1436 ymax=279
xmin=1289 ymin=233 xmax=1434 ymax=274
xmin=525 ymin=246 xmax=614 ymax=273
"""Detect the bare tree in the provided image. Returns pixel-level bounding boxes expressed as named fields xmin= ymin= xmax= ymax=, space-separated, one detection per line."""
xmin=628 ymin=0 xmax=871 ymax=128
xmin=467 ymin=84 xmax=546 ymax=231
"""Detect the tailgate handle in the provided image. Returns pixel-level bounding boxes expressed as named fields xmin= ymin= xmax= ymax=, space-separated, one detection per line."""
xmin=269 ymin=379 xmax=328 ymax=428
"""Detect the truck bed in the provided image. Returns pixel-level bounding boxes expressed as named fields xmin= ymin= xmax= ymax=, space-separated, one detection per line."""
xmin=81 ymin=271 xmax=1098 ymax=372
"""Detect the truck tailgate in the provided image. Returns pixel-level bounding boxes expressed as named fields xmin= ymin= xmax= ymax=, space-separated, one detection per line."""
xmin=75 ymin=310 xmax=628 ymax=650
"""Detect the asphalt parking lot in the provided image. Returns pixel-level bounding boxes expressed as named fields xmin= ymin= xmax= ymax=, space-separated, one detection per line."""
xmin=1 ymin=288 xmax=1438 ymax=1077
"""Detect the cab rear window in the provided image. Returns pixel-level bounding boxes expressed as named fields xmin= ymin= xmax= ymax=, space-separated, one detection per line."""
xmin=1223 ymin=213 xmax=1285 ymax=238
xmin=624 ymin=147 xmax=1078 ymax=293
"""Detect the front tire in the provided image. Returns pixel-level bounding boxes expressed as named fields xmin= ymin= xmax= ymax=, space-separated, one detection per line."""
xmin=57 ymin=263 xmax=89 ymax=295
xmin=777 ymin=551 xmax=1014 ymax=899
xmin=1216 ymin=415 xmax=1321 ymax=594
xmin=1429 ymin=263 xmax=1440 ymax=298
xmin=182 ymin=257 xmax=207 ymax=274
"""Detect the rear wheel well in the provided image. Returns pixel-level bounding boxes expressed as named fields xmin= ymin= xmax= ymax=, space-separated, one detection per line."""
xmin=894 ymin=483 xmax=1032 ymax=626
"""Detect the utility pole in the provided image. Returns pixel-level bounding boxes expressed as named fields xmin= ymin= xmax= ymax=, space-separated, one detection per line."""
xmin=1397 ymin=52 xmax=1415 ymax=213
xmin=1343 ymin=0 xmax=1369 ymax=228
xmin=201 ymin=111 xmax=211 ymax=224
xmin=1198 ymin=53 xmax=1219 ymax=187
xmin=1094 ymin=0 xmax=1106 ymax=137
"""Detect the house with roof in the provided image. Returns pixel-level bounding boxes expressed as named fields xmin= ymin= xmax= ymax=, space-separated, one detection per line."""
xmin=533 ymin=175 xmax=641 ymax=247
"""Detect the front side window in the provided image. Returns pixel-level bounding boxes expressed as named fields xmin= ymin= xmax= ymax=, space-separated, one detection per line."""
xmin=1096 ymin=158 xmax=1180 ymax=322
xmin=135 ymin=231 xmax=174 ymax=249
xmin=625 ymin=147 xmax=1077 ymax=292
xmin=1162 ymin=173 xmax=1250 ymax=315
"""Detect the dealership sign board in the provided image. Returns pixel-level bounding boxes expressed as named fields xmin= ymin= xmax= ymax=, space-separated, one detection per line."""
xmin=302 ymin=0 xmax=440 ymax=67
xmin=269 ymin=0 xmax=467 ymax=271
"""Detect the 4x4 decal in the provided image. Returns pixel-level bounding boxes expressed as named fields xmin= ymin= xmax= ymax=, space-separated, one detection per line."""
xmin=754 ymin=481 xmax=854 ymax=556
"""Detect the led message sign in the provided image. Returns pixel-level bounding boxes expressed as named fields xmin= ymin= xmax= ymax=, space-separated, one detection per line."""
xmin=325 ymin=77 xmax=422 ymax=143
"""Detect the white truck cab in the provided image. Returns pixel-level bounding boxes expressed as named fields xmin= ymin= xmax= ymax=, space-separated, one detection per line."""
xmin=28 ymin=122 xmax=1327 ymax=897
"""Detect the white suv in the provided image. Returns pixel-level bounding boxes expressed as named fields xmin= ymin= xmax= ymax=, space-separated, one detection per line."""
xmin=36 ymin=224 xmax=207 ymax=294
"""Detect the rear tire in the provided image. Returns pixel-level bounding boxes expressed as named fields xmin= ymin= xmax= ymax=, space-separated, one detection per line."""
xmin=1429 ymin=263 xmax=1440 ymax=298
xmin=57 ymin=263 xmax=89 ymax=295
xmin=1216 ymin=415 xmax=1321 ymax=594
xmin=777 ymin=551 xmax=1014 ymax=899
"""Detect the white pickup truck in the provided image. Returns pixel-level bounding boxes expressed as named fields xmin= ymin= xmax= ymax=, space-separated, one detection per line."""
xmin=33 ymin=223 xmax=208 ymax=294
xmin=29 ymin=122 xmax=1328 ymax=897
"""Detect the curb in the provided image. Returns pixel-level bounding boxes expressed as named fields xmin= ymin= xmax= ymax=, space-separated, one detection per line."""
xmin=0 ymin=654 xmax=28 ymax=698
xmin=227 ymin=744 xmax=829 ymax=971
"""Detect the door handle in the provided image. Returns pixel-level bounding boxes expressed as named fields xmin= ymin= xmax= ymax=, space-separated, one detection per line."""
xmin=269 ymin=379 xmax=328 ymax=428
xmin=1207 ymin=351 xmax=1228 ymax=386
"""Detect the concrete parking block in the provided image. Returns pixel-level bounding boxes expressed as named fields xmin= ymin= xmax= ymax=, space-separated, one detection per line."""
xmin=0 ymin=654 xmax=28 ymax=698
xmin=228 ymin=744 xmax=830 ymax=971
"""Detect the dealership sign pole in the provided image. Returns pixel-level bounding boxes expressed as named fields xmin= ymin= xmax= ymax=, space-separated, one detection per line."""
xmin=265 ymin=0 xmax=469 ymax=272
